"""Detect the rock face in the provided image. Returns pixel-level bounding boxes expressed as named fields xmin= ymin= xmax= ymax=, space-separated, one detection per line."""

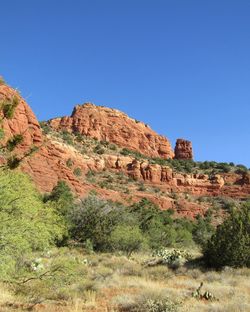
xmin=0 ymin=84 xmax=85 ymax=193
xmin=49 ymin=103 xmax=174 ymax=159
xmin=0 ymin=85 xmax=43 ymax=151
xmin=1 ymin=83 xmax=250 ymax=218
xmin=174 ymin=139 xmax=193 ymax=160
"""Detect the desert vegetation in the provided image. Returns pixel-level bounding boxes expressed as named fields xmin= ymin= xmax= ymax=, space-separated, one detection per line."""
xmin=0 ymin=171 xmax=249 ymax=311
xmin=0 ymin=90 xmax=249 ymax=311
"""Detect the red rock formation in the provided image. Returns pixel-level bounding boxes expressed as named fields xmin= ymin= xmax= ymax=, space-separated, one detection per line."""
xmin=174 ymin=139 xmax=193 ymax=160
xmin=49 ymin=103 xmax=174 ymax=159
xmin=0 ymin=85 xmax=43 ymax=152
xmin=1 ymin=83 xmax=249 ymax=219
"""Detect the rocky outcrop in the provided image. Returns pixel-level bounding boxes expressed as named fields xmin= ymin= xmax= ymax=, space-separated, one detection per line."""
xmin=174 ymin=139 xmax=193 ymax=160
xmin=0 ymin=85 xmax=43 ymax=151
xmin=49 ymin=103 xmax=174 ymax=159
xmin=101 ymin=156 xmax=228 ymax=194
xmin=1 ymin=83 xmax=249 ymax=218
xmin=0 ymin=84 xmax=85 ymax=194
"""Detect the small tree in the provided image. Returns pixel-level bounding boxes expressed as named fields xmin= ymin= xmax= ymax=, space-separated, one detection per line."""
xmin=0 ymin=170 xmax=65 ymax=280
xmin=203 ymin=203 xmax=250 ymax=268
xmin=69 ymin=196 xmax=123 ymax=250
xmin=110 ymin=225 xmax=145 ymax=257
xmin=73 ymin=167 xmax=82 ymax=177
xmin=192 ymin=214 xmax=214 ymax=247
xmin=44 ymin=180 xmax=74 ymax=217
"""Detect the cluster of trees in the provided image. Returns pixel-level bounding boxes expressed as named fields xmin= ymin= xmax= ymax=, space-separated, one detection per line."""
xmin=42 ymin=182 xmax=249 ymax=267
xmin=69 ymin=196 xmax=196 ymax=255
xmin=0 ymin=169 xmax=249 ymax=285
xmin=47 ymin=181 xmax=250 ymax=268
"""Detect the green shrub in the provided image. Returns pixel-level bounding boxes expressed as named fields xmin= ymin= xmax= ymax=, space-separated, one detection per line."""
xmin=1 ymin=95 xmax=19 ymax=119
xmin=109 ymin=143 xmax=117 ymax=151
xmin=235 ymin=164 xmax=248 ymax=174
xmin=61 ymin=130 xmax=73 ymax=145
xmin=203 ymin=202 xmax=250 ymax=268
xmin=13 ymin=249 xmax=83 ymax=303
xmin=66 ymin=158 xmax=73 ymax=168
xmin=120 ymin=148 xmax=131 ymax=156
xmin=138 ymin=182 xmax=146 ymax=191
xmin=128 ymin=199 xmax=194 ymax=249
xmin=110 ymin=225 xmax=146 ymax=257
xmin=6 ymin=134 xmax=24 ymax=151
xmin=44 ymin=180 xmax=74 ymax=219
xmin=192 ymin=214 xmax=215 ymax=247
xmin=6 ymin=155 xmax=21 ymax=169
xmin=39 ymin=121 xmax=51 ymax=134
xmin=0 ymin=170 xmax=65 ymax=280
xmin=94 ymin=144 xmax=105 ymax=154
xmin=216 ymin=162 xmax=231 ymax=173
xmin=147 ymin=222 xmax=177 ymax=249
xmin=73 ymin=167 xmax=82 ymax=176
xmin=69 ymin=196 xmax=125 ymax=250
xmin=174 ymin=227 xmax=193 ymax=247
xmin=75 ymin=132 xmax=84 ymax=142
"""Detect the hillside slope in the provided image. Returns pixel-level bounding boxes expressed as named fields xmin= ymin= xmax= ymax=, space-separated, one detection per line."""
xmin=0 ymin=82 xmax=249 ymax=218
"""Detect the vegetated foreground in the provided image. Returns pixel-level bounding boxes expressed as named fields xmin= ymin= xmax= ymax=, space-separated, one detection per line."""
xmin=0 ymin=77 xmax=250 ymax=311
xmin=1 ymin=249 xmax=250 ymax=312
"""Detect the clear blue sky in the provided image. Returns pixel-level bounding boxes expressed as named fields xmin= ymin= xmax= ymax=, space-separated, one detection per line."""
xmin=1 ymin=0 xmax=250 ymax=167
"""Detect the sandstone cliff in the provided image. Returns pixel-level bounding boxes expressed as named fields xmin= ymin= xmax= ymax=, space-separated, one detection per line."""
xmin=174 ymin=139 xmax=193 ymax=160
xmin=49 ymin=103 xmax=174 ymax=159
xmin=0 ymin=83 xmax=249 ymax=218
xmin=0 ymin=85 xmax=42 ymax=151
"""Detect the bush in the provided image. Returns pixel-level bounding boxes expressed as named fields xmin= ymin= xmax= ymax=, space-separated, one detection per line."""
xmin=203 ymin=202 xmax=250 ymax=268
xmin=138 ymin=182 xmax=146 ymax=191
xmin=115 ymin=290 xmax=180 ymax=312
xmin=110 ymin=225 xmax=145 ymax=257
xmin=146 ymin=222 xmax=176 ymax=249
xmin=0 ymin=95 xmax=19 ymax=119
xmin=69 ymin=196 xmax=125 ymax=250
xmin=0 ymin=170 xmax=65 ymax=280
xmin=39 ymin=121 xmax=51 ymax=134
xmin=143 ymin=298 xmax=179 ymax=312
xmin=129 ymin=198 xmax=195 ymax=249
xmin=235 ymin=164 xmax=248 ymax=174
xmin=153 ymin=248 xmax=192 ymax=269
xmin=13 ymin=249 xmax=84 ymax=303
xmin=192 ymin=214 xmax=215 ymax=247
xmin=94 ymin=144 xmax=105 ymax=154
xmin=61 ymin=130 xmax=73 ymax=145
xmin=73 ymin=167 xmax=82 ymax=176
xmin=44 ymin=180 xmax=74 ymax=219
xmin=66 ymin=158 xmax=73 ymax=168
xmin=109 ymin=143 xmax=117 ymax=151
xmin=6 ymin=134 xmax=24 ymax=151
xmin=120 ymin=148 xmax=131 ymax=156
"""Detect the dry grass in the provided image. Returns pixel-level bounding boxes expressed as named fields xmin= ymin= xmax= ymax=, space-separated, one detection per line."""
xmin=0 ymin=251 xmax=249 ymax=312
